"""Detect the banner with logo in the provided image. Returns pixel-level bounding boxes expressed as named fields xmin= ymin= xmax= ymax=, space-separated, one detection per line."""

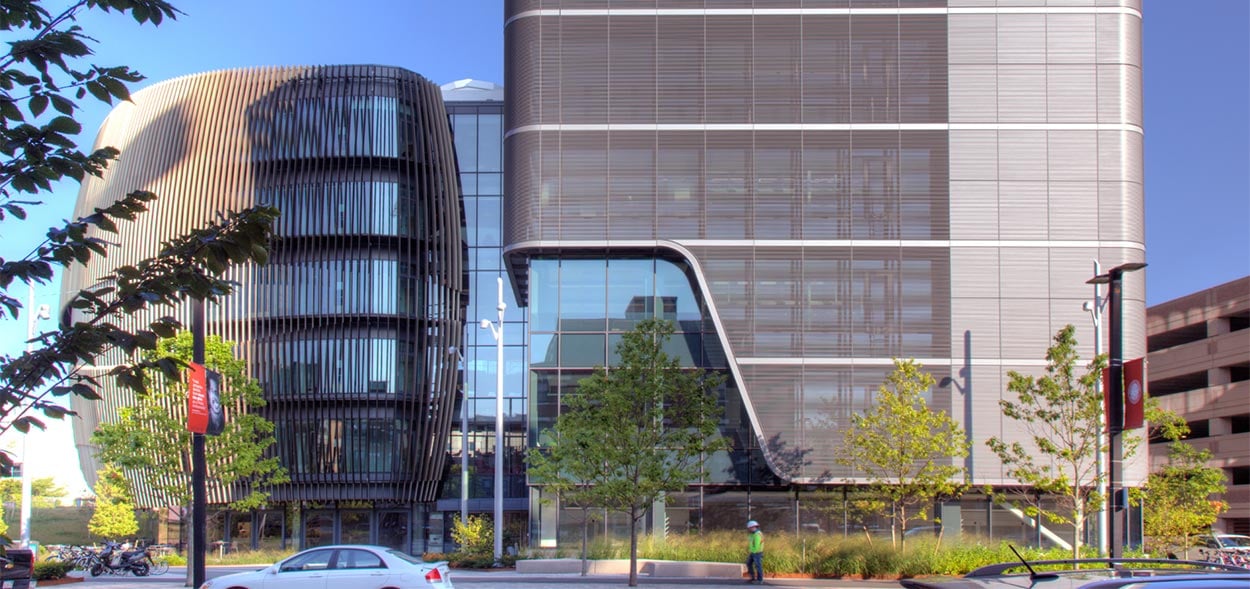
xmin=1123 ymin=357 xmax=1146 ymax=430
xmin=187 ymin=363 xmax=226 ymax=436
xmin=187 ymin=362 xmax=208 ymax=434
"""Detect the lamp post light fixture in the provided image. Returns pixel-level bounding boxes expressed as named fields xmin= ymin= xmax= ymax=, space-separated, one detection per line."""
xmin=20 ymin=283 xmax=51 ymax=548
xmin=1086 ymin=261 xmax=1146 ymax=559
xmin=478 ymin=276 xmax=506 ymax=564
xmin=1082 ymin=260 xmax=1108 ymax=557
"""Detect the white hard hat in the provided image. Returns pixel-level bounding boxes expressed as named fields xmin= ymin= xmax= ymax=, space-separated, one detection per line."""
xmin=746 ymin=520 xmax=759 ymax=528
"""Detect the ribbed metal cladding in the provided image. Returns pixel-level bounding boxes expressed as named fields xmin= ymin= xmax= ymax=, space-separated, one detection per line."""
xmin=504 ymin=1 xmax=1146 ymax=485
xmin=61 ymin=66 xmax=467 ymax=507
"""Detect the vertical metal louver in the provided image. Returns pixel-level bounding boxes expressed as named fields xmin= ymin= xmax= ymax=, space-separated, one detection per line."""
xmin=61 ymin=65 xmax=467 ymax=507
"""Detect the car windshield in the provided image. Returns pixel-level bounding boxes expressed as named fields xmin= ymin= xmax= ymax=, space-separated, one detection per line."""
xmin=1219 ymin=536 xmax=1250 ymax=548
xmin=386 ymin=550 xmax=426 ymax=565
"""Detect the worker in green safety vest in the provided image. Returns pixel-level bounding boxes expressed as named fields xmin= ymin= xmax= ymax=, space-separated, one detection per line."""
xmin=745 ymin=520 xmax=764 ymax=584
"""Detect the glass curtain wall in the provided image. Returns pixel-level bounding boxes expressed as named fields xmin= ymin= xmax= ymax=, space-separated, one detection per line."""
xmin=439 ymin=94 xmax=529 ymax=553
xmin=528 ymin=255 xmax=791 ymax=548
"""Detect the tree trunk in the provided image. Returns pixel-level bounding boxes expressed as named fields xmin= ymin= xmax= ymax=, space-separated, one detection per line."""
xmin=580 ymin=508 xmax=589 ymax=576
xmin=628 ymin=506 xmax=639 ymax=587
xmin=890 ymin=502 xmax=899 ymax=549
xmin=1072 ymin=510 xmax=1084 ymax=560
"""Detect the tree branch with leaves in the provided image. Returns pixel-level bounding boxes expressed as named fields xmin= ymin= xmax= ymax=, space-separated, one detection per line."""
xmin=92 ymin=332 xmax=288 ymax=510
xmin=0 ymin=0 xmax=279 ymax=475
xmin=987 ymin=324 xmax=1107 ymax=559
xmin=834 ymin=359 xmax=969 ymax=548
xmin=527 ymin=318 xmax=726 ymax=588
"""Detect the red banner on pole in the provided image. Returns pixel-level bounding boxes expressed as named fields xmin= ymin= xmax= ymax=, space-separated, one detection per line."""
xmin=187 ymin=362 xmax=208 ymax=434
xmin=1124 ymin=357 xmax=1146 ymax=430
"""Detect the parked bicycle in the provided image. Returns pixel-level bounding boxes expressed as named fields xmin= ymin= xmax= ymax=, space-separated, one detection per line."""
xmin=1199 ymin=547 xmax=1249 ymax=568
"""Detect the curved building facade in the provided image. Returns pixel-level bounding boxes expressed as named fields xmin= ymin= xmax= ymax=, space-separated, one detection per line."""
xmin=505 ymin=0 xmax=1147 ymax=545
xmin=63 ymin=65 xmax=466 ymax=551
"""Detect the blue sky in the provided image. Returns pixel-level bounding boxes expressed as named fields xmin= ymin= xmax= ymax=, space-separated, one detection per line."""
xmin=0 ymin=1 xmax=1245 ymax=494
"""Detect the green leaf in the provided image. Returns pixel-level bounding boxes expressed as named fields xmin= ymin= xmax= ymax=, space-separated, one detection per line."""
xmin=46 ymin=115 xmax=81 ymax=134
xmin=28 ymin=93 xmax=48 ymax=117
xmin=49 ymin=94 xmax=74 ymax=115
xmin=0 ymin=99 xmax=23 ymax=122
xmin=99 ymin=76 xmax=131 ymax=102
xmin=85 ymin=81 xmax=111 ymax=104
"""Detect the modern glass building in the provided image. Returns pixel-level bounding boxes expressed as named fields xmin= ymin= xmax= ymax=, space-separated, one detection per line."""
xmin=433 ymin=80 xmax=530 ymax=552
xmin=503 ymin=0 xmax=1147 ymax=547
xmin=64 ymin=65 xmax=467 ymax=553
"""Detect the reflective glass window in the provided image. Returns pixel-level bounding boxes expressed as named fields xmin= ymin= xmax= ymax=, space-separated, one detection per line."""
xmin=558 ymin=259 xmax=607 ymax=331
xmin=453 ymin=114 xmax=478 ymax=171
xmin=607 ymin=259 xmax=654 ymax=331
xmin=655 ymin=259 xmax=703 ymax=326
xmin=339 ymin=513 xmax=371 ymax=545
xmin=478 ymin=173 xmax=503 ymax=195
xmin=530 ymin=334 xmax=558 ymax=368
xmin=561 ymin=334 xmax=606 ymax=368
xmin=478 ymin=115 xmax=503 ymax=172
xmin=476 ymin=197 xmax=501 ymax=247
xmin=530 ymin=259 xmax=559 ymax=332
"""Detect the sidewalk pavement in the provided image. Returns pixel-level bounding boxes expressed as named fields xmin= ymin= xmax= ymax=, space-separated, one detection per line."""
xmin=54 ymin=567 xmax=908 ymax=589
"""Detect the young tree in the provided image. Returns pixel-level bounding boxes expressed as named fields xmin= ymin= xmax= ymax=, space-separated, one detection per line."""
xmin=527 ymin=319 xmax=725 ymax=588
xmin=1132 ymin=407 xmax=1228 ymax=557
xmin=0 ymin=0 xmax=278 ymax=473
xmin=0 ymin=476 xmax=66 ymax=508
xmin=987 ymin=325 xmax=1106 ymax=559
xmin=88 ymin=464 xmax=137 ymax=540
xmin=91 ymin=332 xmax=288 ymax=510
xmin=834 ymin=359 xmax=969 ymax=547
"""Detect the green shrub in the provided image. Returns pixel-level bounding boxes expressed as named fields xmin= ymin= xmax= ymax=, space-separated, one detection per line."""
xmin=450 ymin=514 xmax=494 ymax=556
xmin=422 ymin=551 xmax=516 ymax=569
xmin=33 ymin=561 xmax=73 ymax=580
xmin=207 ymin=548 xmax=295 ymax=566
xmin=159 ymin=553 xmax=187 ymax=566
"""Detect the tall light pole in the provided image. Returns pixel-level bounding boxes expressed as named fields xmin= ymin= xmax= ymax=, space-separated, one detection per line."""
xmin=450 ymin=346 xmax=468 ymax=526
xmin=478 ymin=276 xmax=506 ymax=564
xmin=1082 ymin=260 xmax=1107 ymax=557
xmin=1087 ymin=261 xmax=1146 ymax=558
xmin=21 ymin=283 xmax=51 ymax=548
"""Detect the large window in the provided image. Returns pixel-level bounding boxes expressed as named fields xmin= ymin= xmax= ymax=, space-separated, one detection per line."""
xmin=257 ymin=335 xmax=417 ymax=397
xmin=256 ymin=258 xmax=422 ymax=318
xmin=279 ymin=416 xmax=410 ymax=476
xmin=262 ymin=179 xmax=422 ymax=239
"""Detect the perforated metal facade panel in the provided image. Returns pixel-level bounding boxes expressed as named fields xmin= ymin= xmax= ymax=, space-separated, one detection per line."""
xmin=504 ymin=1 xmax=1147 ymax=486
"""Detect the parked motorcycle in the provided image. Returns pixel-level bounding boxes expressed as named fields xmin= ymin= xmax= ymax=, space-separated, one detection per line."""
xmin=88 ymin=541 xmax=151 ymax=577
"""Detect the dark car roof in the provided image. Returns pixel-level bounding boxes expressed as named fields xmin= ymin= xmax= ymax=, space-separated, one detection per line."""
xmin=900 ymin=558 xmax=1250 ymax=589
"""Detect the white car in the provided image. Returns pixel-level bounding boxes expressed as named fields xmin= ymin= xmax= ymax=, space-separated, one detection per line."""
xmin=198 ymin=545 xmax=453 ymax=589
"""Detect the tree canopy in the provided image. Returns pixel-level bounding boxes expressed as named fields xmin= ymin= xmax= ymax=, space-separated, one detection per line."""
xmin=92 ymin=332 xmax=288 ymax=510
xmin=1132 ymin=407 xmax=1228 ymax=557
xmin=0 ymin=476 xmax=66 ymax=508
xmin=87 ymin=463 xmax=137 ymax=540
xmin=0 ymin=0 xmax=277 ymax=474
xmin=987 ymin=325 xmax=1106 ymax=559
xmin=834 ymin=359 xmax=969 ymax=547
xmin=527 ymin=318 xmax=725 ymax=587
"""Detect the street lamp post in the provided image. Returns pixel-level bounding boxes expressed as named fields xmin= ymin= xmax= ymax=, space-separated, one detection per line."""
xmin=1082 ymin=260 xmax=1107 ymax=557
xmin=1087 ymin=262 xmax=1146 ymax=559
xmin=21 ymin=283 xmax=51 ymax=548
xmin=478 ymin=276 xmax=506 ymax=564
xmin=450 ymin=346 xmax=468 ymax=526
